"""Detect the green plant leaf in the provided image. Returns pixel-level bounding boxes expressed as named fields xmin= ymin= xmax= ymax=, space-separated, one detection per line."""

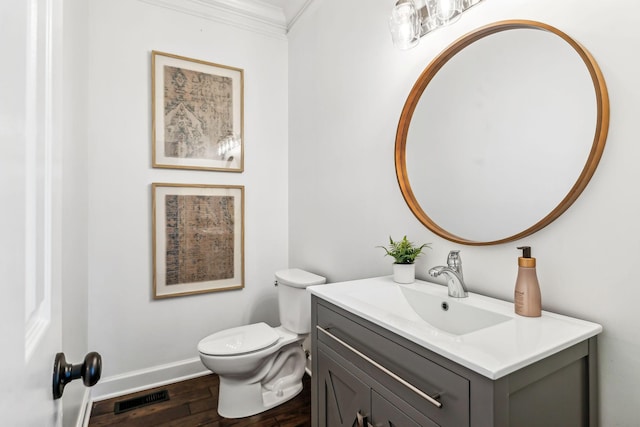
xmin=376 ymin=236 xmax=431 ymax=264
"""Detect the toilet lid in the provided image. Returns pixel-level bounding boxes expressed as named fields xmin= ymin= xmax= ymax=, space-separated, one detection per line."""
xmin=198 ymin=322 xmax=279 ymax=356
xmin=275 ymin=268 xmax=326 ymax=288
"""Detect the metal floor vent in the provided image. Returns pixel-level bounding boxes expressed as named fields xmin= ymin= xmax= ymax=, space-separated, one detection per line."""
xmin=114 ymin=389 xmax=169 ymax=414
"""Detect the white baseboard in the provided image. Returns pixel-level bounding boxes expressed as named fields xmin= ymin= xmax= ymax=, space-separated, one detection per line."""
xmin=78 ymin=357 xmax=209 ymax=425
xmin=91 ymin=357 xmax=209 ymax=401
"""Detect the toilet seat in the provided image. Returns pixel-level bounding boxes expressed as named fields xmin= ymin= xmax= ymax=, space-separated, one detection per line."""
xmin=198 ymin=322 xmax=279 ymax=356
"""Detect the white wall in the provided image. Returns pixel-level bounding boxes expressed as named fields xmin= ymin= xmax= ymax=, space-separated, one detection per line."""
xmin=289 ymin=0 xmax=640 ymax=425
xmin=87 ymin=0 xmax=289 ymax=377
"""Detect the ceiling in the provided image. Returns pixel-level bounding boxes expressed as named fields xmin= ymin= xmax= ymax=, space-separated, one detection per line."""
xmin=141 ymin=0 xmax=313 ymax=35
xmin=258 ymin=0 xmax=310 ymax=27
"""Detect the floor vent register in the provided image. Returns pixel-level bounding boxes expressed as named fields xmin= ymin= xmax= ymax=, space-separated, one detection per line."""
xmin=113 ymin=390 xmax=170 ymax=414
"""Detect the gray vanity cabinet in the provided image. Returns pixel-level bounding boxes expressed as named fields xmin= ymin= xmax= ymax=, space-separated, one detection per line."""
xmin=317 ymin=344 xmax=439 ymax=427
xmin=311 ymin=296 xmax=598 ymax=427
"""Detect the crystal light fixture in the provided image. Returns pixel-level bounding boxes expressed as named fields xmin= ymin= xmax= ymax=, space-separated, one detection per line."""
xmin=217 ymin=132 xmax=241 ymax=159
xmin=389 ymin=0 xmax=421 ymax=50
xmin=389 ymin=0 xmax=484 ymax=50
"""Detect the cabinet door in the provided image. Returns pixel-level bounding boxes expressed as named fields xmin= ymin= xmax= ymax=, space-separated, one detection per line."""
xmin=318 ymin=346 xmax=371 ymax=427
xmin=371 ymin=390 xmax=439 ymax=427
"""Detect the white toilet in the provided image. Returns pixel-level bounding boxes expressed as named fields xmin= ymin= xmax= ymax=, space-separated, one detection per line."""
xmin=197 ymin=268 xmax=326 ymax=418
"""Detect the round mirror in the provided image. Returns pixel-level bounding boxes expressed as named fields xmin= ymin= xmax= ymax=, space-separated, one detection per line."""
xmin=395 ymin=20 xmax=609 ymax=245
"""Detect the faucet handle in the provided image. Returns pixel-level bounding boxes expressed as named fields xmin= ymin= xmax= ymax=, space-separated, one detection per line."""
xmin=447 ymin=250 xmax=463 ymax=278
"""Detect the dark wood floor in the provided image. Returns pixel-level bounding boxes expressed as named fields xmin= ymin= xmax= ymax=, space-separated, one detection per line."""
xmin=88 ymin=373 xmax=311 ymax=426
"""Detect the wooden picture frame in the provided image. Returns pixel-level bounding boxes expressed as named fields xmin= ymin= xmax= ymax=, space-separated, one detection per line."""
xmin=152 ymin=183 xmax=244 ymax=298
xmin=152 ymin=51 xmax=244 ymax=172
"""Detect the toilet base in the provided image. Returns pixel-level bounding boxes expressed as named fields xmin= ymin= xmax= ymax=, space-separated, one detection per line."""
xmin=215 ymin=343 xmax=307 ymax=419
xmin=217 ymin=376 xmax=303 ymax=419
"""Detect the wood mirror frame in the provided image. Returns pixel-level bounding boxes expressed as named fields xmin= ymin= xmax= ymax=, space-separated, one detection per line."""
xmin=395 ymin=20 xmax=609 ymax=246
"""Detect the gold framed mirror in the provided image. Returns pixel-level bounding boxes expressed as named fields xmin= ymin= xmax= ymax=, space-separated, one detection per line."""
xmin=395 ymin=20 xmax=609 ymax=245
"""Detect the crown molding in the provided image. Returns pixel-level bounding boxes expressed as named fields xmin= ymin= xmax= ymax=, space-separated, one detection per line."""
xmin=286 ymin=0 xmax=315 ymax=31
xmin=138 ymin=0 xmax=288 ymax=38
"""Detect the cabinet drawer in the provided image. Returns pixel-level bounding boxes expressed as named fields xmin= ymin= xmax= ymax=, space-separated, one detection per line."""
xmin=317 ymin=301 xmax=469 ymax=427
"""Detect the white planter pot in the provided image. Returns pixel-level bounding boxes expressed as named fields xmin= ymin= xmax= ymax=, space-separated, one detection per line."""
xmin=393 ymin=263 xmax=415 ymax=284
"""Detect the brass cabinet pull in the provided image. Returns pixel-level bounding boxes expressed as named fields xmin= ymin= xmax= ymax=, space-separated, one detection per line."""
xmin=317 ymin=326 xmax=443 ymax=409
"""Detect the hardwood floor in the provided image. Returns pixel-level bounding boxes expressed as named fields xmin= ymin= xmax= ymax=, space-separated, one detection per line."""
xmin=88 ymin=373 xmax=311 ymax=426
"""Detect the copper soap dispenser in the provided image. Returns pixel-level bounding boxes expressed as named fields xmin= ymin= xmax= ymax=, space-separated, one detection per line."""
xmin=514 ymin=246 xmax=541 ymax=317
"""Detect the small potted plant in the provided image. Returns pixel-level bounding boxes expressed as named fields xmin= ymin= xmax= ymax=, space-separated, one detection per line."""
xmin=378 ymin=236 xmax=430 ymax=284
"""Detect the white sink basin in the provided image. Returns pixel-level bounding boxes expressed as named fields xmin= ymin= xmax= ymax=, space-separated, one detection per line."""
xmin=308 ymin=276 xmax=602 ymax=379
xmin=337 ymin=280 xmax=512 ymax=336
xmin=399 ymin=286 xmax=511 ymax=335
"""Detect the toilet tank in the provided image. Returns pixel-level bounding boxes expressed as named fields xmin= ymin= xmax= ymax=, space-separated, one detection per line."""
xmin=275 ymin=268 xmax=326 ymax=334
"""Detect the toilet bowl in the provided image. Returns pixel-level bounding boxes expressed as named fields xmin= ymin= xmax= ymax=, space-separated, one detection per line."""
xmin=197 ymin=269 xmax=326 ymax=419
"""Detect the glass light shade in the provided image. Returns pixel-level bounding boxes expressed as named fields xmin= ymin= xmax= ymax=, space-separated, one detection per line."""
xmin=389 ymin=0 xmax=421 ymax=50
xmin=217 ymin=133 xmax=240 ymax=158
xmin=427 ymin=0 xmax=462 ymax=26
xmin=462 ymin=0 xmax=482 ymax=9
xmin=412 ymin=0 xmax=436 ymax=34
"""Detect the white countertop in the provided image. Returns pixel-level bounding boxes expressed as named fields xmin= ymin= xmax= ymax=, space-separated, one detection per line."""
xmin=308 ymin=276 xmax=602 ymax=379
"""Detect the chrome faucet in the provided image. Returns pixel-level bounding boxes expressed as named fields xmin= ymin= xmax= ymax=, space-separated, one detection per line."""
xmin=428 ymin=250 xmax=468 ymax=298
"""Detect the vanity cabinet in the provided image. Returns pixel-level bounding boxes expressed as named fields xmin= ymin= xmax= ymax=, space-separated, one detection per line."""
xmin=311 ymin=296 xmax=598 ymax=427
xmin=317 ymin=343 xmax=442 ymax=427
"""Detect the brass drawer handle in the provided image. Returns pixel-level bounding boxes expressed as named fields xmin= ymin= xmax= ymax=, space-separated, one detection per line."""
xmin=317 ymin=326 xmax=443 ymax=408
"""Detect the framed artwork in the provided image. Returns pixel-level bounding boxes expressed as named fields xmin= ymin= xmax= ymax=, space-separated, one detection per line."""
xmin=152 ymin=51 xmax=244 ymax=172
xmin=152 ymin=183 xmax=244 ymax=298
